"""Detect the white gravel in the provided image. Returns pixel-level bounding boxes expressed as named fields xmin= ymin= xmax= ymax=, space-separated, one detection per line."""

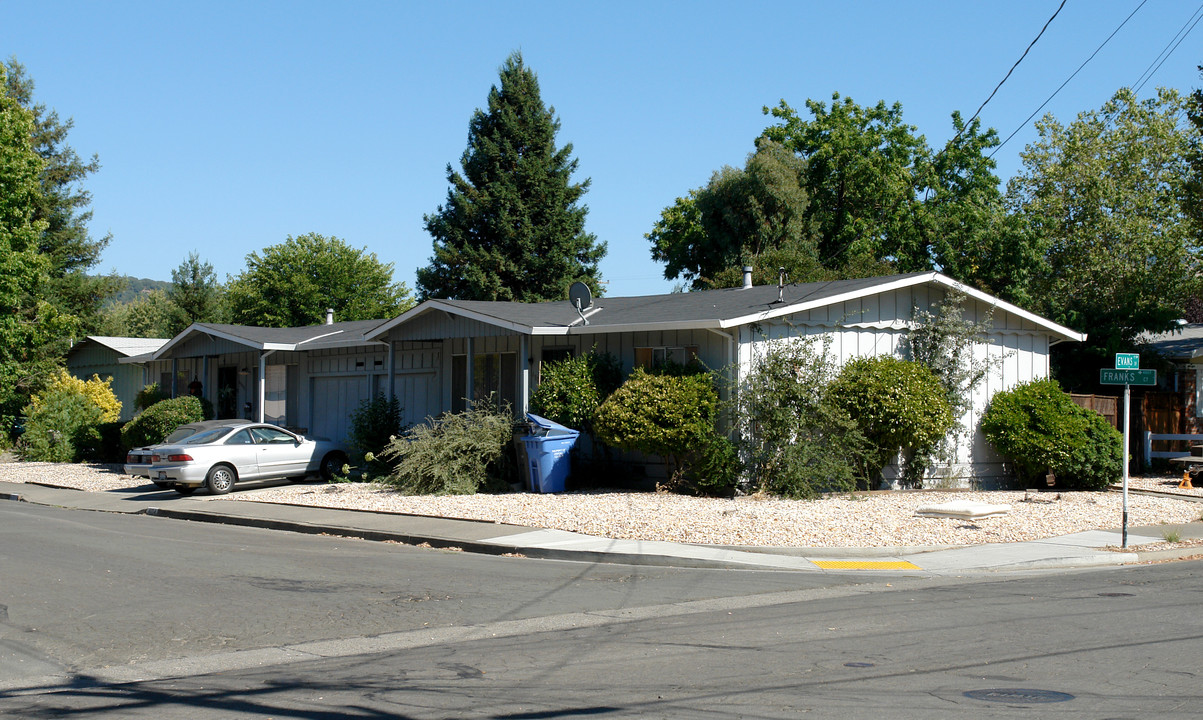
xmin=3 ymin=459 xmax=1201 ymax=548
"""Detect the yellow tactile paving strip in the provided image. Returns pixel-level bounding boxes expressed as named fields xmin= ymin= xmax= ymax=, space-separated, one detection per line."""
xmin=812 ymin=559 xmax=921 ymax=570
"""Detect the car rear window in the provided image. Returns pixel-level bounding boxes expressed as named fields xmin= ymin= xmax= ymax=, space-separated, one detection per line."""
xmin=183 ymin=427 xmax=236 ymax=444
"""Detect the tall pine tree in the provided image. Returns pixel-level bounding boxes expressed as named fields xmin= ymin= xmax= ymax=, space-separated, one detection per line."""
xmin=417 ymin=52 xmax=605 ymax=302
xmin=4 ymin=59 xmax=120 ymax=332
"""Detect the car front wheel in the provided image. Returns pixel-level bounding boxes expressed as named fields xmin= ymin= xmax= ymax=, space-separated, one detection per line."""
xmin=206 ymin=464 xmax=237 ymax=495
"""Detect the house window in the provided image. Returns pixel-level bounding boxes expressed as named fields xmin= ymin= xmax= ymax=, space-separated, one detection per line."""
xmin=634 ymin=346 xmax=699 ymax=370
xmin=452 ymin=353 xmax=517 ymax=412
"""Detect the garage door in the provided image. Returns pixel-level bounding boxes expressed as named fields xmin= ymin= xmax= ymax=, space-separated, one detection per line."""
xmin=310 ymin=375 xmax=370 ymax=443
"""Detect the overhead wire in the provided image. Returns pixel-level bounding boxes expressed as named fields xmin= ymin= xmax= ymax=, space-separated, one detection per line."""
xmin=950 ymin=0 xmax=1067 ymax=148
xmin=1132 ymin=1 xmax=1203 ymax=93
xmin=990 ymin=0 xmax=1150 ymax=157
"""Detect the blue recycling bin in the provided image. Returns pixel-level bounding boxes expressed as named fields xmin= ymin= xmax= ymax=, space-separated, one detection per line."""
xmin=522 ymin=414 xmax=580 ymax=493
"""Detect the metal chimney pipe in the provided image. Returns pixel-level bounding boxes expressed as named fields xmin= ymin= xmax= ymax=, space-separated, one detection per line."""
xmin=777 ymin=268 xmax=786 ymax=303
xmin=742 ymin=266 xmax=753 ymax=289
xmin=325 ymin=308 xmax=334 ymax=325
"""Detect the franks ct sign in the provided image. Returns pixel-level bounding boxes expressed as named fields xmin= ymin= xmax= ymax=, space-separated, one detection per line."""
xmin=1100 ymin=368 xmax=1156 ymax=386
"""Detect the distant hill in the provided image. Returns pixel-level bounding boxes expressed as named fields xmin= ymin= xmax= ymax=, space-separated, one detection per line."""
xmin=101 ymin=276 xmax=173 ymax=306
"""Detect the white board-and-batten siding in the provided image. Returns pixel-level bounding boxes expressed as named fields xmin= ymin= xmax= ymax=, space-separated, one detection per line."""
xmin=737 ymin=286 xmax=1055 ymax=487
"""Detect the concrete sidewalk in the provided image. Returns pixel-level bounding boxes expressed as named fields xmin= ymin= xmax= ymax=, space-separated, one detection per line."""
xmin=4 ymin=480 xmax=1201 ymax=573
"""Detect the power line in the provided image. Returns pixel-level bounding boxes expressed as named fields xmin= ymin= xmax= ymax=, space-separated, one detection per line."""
xmin=954 ymin=0 xmax=1067 ymax=146
xmin=991 ymin=0 xmax=1149 ymax=158
xmin=1133 ymin=1 xmax=1203 ymax=93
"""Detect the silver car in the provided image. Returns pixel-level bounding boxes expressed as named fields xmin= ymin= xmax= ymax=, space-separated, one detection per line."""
xmin=124 ymin=419 xmax=247 ymax=487
xmin=147 ymin=422 xmax=349 ymax=495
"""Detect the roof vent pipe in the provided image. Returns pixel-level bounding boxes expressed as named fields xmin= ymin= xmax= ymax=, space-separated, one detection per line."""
xmin=742 ymin=266 xmax=753 ymax=289
xmin=325 ymin=308 xmax=334 ymax=325
xmin=777 ymin=268 xmax=787 ymax=303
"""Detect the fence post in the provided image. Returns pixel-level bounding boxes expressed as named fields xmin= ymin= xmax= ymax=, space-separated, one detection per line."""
xmin=1144 ymin=431 xmax=1152 ymax=467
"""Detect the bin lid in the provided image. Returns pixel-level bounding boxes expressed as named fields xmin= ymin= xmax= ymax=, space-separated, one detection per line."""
xmin=526 ymin=413 xmax=575 ymax=433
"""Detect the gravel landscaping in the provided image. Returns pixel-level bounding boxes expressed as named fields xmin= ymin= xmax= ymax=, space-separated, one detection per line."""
xmin=3 ymin=458 xmax=1201 ymax=549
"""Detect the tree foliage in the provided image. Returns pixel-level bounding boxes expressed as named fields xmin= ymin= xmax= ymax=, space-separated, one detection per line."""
xmin=4 ymin=58 xmax=119 ymax=333
xmin=759 ymin=94 xmax=1017 ymax=291
xmin=417 ymin=52 xmax=606 ymax=301
xmin=647 ymin=140 xmax=824 ymax=290
xmin=98 ymin=288 xmax=188 ymax=338
xmin=225 ymin=233 xmax=413 ymax=328
xmin=1007 ymin=87 xmax=1202 ymax=388
xmin=169 ymin=251 xmax=224 ymax=326
xmin=0 ymin=64 xmax=79 ymax=433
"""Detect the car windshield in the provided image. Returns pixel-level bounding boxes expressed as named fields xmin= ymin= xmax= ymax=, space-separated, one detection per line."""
xmin=182 ymin=427 xmax=236 ymax=445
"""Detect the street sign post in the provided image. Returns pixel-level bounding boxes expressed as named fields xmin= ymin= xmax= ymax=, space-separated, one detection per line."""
xmin=1099 ymin=366 xmax=1156 ymax=548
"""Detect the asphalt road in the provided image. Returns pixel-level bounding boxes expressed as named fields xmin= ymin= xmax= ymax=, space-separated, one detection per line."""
xmin=3 ymin=502 xmax=1202 ymax=718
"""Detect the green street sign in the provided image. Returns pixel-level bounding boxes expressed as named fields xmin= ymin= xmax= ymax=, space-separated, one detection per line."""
xmin=1115 ymin=353 xmax=1140 ymax=369
xmin=1100 ymin=368 xmax=1156 ymax=386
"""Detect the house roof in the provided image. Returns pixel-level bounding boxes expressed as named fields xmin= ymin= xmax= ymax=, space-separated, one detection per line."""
xmin=370 ymin=272 xmax=1087 ymax=342
xmin=70 ymin=336 xmax=170 ymax=358
xmin=126 ymin=318 xmax=390 ymax=362
xmin=1141 ymin=323 xmax=1203 ymax=361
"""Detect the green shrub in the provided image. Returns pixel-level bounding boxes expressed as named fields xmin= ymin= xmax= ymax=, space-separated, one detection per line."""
xmin=17 ymin=392 xmax=104 ymax=462
xmin=135 ymin=383 xmax=171 ymax=411
xmin=30 ymin=371 xmax=122 ymax=423
xmin=349 ymin=394 xmax=405 ymax=474
xmin=826 ymin=356 xmax=954 ymax=488
xmin=980 ymin=379 xmax=1122 ymax=490
xmin=592 ymin=368 xmax=728 ymax=492
xmin=737 ymin=338 xmax=871 ymax=498
xmin=530 ymin=351 xmax=621 ymax=431
xmin=120 ymin=396 xmax=207 ymax=450
xmin=379 ymin=402 xmax=514 ymax=495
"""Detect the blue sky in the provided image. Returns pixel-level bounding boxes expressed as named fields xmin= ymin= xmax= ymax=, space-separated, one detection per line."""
xmin=4 ymin=1 xmax=1201 ymax=299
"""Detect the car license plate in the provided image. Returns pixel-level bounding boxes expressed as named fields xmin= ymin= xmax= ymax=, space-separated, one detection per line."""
xmin=158 ymin=471 xmax=167 ymax=480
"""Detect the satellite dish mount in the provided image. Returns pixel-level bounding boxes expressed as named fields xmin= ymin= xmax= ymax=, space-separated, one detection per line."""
xmin=569 ymin=281 xmax=592 ymax=326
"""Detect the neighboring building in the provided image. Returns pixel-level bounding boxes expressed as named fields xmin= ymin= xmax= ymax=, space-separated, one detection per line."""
xmin=369 ymin=272 xmax=1086 ymax=487
xmin=1139 ymin=323 xmax=1203 ymax=437
xmin=66 ymin=336 xmax=169 ymax=420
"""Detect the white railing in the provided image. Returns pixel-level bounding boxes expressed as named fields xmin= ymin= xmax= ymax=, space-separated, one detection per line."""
xmin=1144 ymin=432 xmax=1203 ymax=464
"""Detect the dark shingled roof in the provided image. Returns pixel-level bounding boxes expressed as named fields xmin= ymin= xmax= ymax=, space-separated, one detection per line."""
xmin=410 ymin=274 xmax=929 ymax=331
xmin=191 ymin=319 xmax=390 ymax=348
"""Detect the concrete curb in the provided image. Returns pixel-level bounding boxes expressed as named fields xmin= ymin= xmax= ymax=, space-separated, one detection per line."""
xmin=143 ymin=507 xmax=753 ymax=570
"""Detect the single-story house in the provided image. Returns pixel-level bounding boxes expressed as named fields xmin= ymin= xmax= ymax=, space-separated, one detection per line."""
xmin=1138 ymin=323 xmax=1203 ymax=440
xmin=66 ymin=336 xmax=169 ymax=420
xmin=368 ymin=271 xmax=1086 ymax=487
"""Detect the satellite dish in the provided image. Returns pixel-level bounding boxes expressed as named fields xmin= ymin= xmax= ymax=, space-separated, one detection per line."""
xmin=569 ymin=281 xmax=593 ymax=311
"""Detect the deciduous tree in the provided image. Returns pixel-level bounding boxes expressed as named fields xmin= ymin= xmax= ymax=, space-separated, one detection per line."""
xmin=1007 ymin=87 xmax=1201 ymax=387
xmin=225 ymin=233 xmax=413 ymax=328
xmin=647 ymin=140 xmax=825 ymax=290
xmin=417 ymin=52 xmax=605 ymax=301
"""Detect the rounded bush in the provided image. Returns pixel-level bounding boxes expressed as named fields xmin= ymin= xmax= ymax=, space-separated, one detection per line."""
xmin=980 ymin=379 xmax=1122 ymax=490
xmin=593 ymin=368 xmax=731 ymax=493
xmin=825 ymin=356 xmax=954 ymax=484
xmin=120 ymin=396 xmax=207 ymax=450
xmin=17 ymin=392 xmax=104 ymax=462
xmin=29 ymin=371 xmax=122 ymax=423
